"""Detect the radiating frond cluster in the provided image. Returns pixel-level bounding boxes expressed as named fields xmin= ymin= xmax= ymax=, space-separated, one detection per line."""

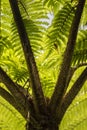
xmin=0 ymin=0 xmax=87 ymax=130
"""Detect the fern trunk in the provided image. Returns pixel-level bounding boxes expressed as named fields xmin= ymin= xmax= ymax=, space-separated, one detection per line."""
xmin=26 ymin=119 xmax=59 ymax=130
xmin=25 ymin=114 xmax=59 ymax=130
xmin=26 ymin=125 xmax=59 ymax=130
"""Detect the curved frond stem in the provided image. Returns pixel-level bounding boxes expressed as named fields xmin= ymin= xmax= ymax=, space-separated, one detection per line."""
xmin=49 ymin=0 xmax=86 ymax=113
xmin=9 ymin=0 xmax=47 ymax=114
xmin=0 ymin=67 xmax=34 ymax=119
xmin=66 ymin=63 xmax=87 ymax=87
xmin=0 ymin=86 xmax=26 ymax=119
xmin=56 ymin=67 xmax=87 ymax=124
xmin=0 ymin=67 xmax=25 ymax=101
xmin=65 ymin=67 xmax=75 ymax=88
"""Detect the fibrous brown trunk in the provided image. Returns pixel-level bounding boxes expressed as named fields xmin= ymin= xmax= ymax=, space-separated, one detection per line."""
xmin=26 ymin=121 xmax=59 ymax=130
xmin=25 ymin=114 xmax=59 ymax=130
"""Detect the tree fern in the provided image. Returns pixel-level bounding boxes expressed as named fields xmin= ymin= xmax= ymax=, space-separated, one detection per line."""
xmin=0 ymin=0 xmax=87 ymax=130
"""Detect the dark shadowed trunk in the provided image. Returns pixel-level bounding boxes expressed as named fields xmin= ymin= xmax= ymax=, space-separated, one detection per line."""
xmin=26 ymin=115 xmax=59 ymax=130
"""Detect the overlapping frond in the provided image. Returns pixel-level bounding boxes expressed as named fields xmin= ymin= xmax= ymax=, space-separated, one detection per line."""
xmin=0 ymin=97 xmax=25 ymax=130
xmin=60 ymin=81 xmax=87 ymax=130
xmin=42 ymin=2 xmax=76 ymax=71
xmin=44 ymin=1 xmax=87 ymax=69
xmin=11 ymin=0 xmax=49 ymax=57
xmin=72 ymin=30 xmax=87 ymax=66
xmin=45 ymin=3 xmax=75 ymax=48
xmin=0 ymin=0 xmax=49 ymax=83
xmin=43 ymin=0 xmax=69 ymax=8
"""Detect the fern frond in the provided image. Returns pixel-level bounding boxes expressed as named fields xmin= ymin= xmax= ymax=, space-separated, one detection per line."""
xmin=0 ymin=49 xmax=28 ymax=83
xmin=44 ymin=3 xmax=75 ymax=63
xmin=10 ymin=0 xmax=49 ymax=57
xmin=80 ymin=1 xmax=87 ymax=25
xmin=60 ymin=82 xmax=87 ymax=130
xmin=72 ymin=30 xmax=87 ymax=65
xmin=46 ymin=3 xmax=75 ymax=45
xmin=0 ymin=97 xmax=25 ymax=130
xmin=43 ymin=0 xmax=69 ymax=7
